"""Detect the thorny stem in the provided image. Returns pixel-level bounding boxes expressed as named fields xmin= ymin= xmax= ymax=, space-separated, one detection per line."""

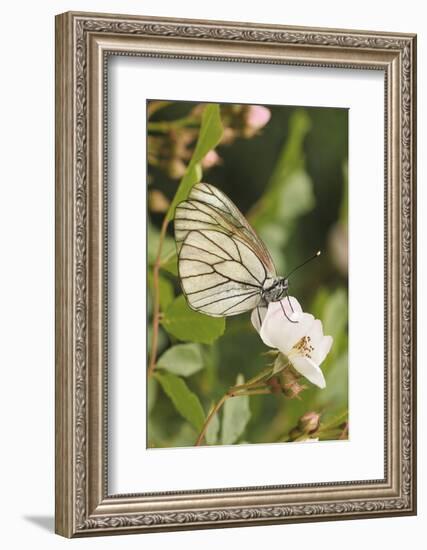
xmin=147 ymin=215 xmax=170 ymax=377
xmin=194 ymin=384 xmax=271 ymax=446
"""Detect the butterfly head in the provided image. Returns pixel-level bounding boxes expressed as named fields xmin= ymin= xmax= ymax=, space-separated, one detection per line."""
xmin=262 ymin=277 xmax=289 ymax=303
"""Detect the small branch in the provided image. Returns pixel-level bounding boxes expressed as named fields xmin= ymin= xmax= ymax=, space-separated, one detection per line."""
xmin=195 ymin=394 xmax=229 ymax=447
xmin=195 ymin=384 xmax=272 ymax=446
xmin=339 ymin=423 xmax=349 ymax=440
xmin=230 ymin=388 xmax=272 ymax=398
xmin=229 ymin=366 xmax=273 ymax=392
xmin=317 ymin=410 xmax=348 ymax=434
xmin=147 ymin=215 xmax=169 ymax=377
xmin=148 ymin=116 xmax=200 ymax=133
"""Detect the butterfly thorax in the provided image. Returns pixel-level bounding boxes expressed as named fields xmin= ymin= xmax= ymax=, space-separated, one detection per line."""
xmin=262 ymin=277 xmax=289 ymax=303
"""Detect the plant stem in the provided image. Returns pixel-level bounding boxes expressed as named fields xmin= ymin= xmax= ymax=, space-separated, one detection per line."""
xmin=147 ymin=215 xmax=169 ymax=377
xmin=194 ymin=384 xmax=271 ymax=446
xmin=147 ymin=116 xmax=200 ymax=133
xmin=229 ymin=367 xmax=273 ymax=392
xmin=317 ymin=410 xmax=348 ymax=434
xmin=195 ymin=394 xmax=229 ymax=447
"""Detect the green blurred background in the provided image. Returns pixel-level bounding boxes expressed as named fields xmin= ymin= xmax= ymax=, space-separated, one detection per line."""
xmin=147 ymin=101 xmax=348 ymax=448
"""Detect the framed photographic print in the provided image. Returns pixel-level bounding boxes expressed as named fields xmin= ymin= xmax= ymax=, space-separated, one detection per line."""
xmin=55 ymin=11 xmax=417 ymax=537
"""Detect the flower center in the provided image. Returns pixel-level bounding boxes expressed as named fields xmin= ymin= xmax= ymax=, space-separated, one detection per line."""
xmin=291 ymin=336 xmax=314 ymax=359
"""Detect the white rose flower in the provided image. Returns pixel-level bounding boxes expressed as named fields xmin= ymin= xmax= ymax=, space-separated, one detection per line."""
xmin=251 ymin=297 xmax=333 ymax=389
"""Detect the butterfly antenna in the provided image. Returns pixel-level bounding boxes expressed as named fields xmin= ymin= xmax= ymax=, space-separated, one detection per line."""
xmin=286 ymin=250 xmax=321 ymax=279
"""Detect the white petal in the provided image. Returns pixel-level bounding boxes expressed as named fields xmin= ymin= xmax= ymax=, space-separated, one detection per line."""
xmin=307 ymin=319 xmax=323 ymax=348
xmin=250 ymin=304 xmax=267 ymax=333
xmin=312 ymin=335 xmax=333 ymax=366
xmin=291 ymin=356 xmax=326 ymax=389
xmin=251 ymin=296 xmax=303 ymax=335
xmin=279 ymin=296 xmax=303 ymax=317
xmin=260 ymin=309 xmax=314 ymax=353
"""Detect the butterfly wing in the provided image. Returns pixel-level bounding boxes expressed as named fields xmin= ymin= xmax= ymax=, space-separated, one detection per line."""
xmin=175 ymin=182 xmax=276 ymax=274
xmin=174 ymin=183 xmax=276 ymax=317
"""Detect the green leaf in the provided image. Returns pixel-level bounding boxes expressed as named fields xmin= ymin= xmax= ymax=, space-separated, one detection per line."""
xmin=340 ymin=161 xmax=348 ymax=224
xmin=157 ymin=343 xmax=204 ymax=377
xmin=275 ymin=170 xmax=315 ymax=221
xmin=162 ymin=295 xmax=225 ymax=344
xmin=147 ymin=325 xmax=169 ymax=355
xmin=147 ymin=377 xmax=158 ymax=415
xmin=148 ymin=272 xmax=175 ymax=312
xmin=205 ymin=402 xmax=220 ymax=445
xmin=251 ymin=110 xmax=313 ymax=229
xmin=192 ymin=106 xmax=223 ymax=163
xmin=166 ymin=104 xmax=223 ymax=221
xmin=160 ymin=252 xmax=178 ymax=276
xmin=322 ymin=288 xmax=348 ymax=341
xmin=269 ymin=109 xmax=311 ymax=189
xmin=155 ymin=372 xmax=205 ymax=432
xmin=221 ymin=374 xmax=251 ymax=445
xmin=319 ymin=409 xmax=349 ymax=433
xmin=159 ymin=276 xmax=174 ymax=311
xmin=147 ymin=220 xmax=176 ymax=265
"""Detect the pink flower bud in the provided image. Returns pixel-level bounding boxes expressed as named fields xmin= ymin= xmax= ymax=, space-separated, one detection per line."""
xmin=246 ymin=105 xmax=271 ymax=130
xmin=202 ymin=149 xmax=221 ymax=169
xmin=298 ymin=411 xmax=321 ymax=434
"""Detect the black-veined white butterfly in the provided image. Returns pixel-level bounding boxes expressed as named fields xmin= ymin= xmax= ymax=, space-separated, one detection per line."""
xmin=174 ymin=183 xmax=318 ymax=323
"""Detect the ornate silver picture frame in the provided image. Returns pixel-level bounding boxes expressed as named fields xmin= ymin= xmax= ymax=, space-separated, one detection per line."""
xmin=55 ymin=11 xmax=416 ymax=537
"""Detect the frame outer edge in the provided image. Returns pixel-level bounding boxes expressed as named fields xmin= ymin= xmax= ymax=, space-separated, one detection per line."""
xmin=55 ymin=12 xmax=75 ymax=538
xmin=54 ymin=10 xmax=417 ymax=537
xmin=408 ymin=34 xmax=417 ymax=514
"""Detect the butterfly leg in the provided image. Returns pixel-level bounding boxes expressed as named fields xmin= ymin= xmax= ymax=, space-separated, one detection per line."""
xmin=257 ymin=306 xmax=262 ymax=327
xmin=280 ymin=299 xmax=298 ymax=324
xmin=286 ymin=291 xmax=294 ymax=313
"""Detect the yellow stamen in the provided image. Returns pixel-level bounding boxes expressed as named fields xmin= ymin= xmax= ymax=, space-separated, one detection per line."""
xmin=291 ymin=336 xmax=314 ymax=359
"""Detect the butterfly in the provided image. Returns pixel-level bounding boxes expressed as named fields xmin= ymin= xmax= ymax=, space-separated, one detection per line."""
xmin=174 ymin=182 xmax=301 ymax=324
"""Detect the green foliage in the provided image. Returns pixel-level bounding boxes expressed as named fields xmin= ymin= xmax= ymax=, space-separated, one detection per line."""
xmin=323 ymin=288 xmax=348 ymax=342
xmin=157 ymin=343 xmax=204 ymax=377
xmin=321 ymin=288 xmax=348 ymax=369
xmin=251 ymin=110 xmax=313 ymax=228
xmin=221 ymin=375 xmax=251 ymax=445
xmin=166 ymin=104 xmax=223 ymax=221
xmin=162 ymin=295 xmax=226 ymax=344
xmin=160 ymin=253 xmax=178 ymax=276
xmin=147 ymin=377 xmax=158 ymax=414
xmin=276 ymin=171 xmax=315 ymax=221
xmin=318 ymin=409 xmax=348 ymax=440
xmin=147 ymin=221 xmax=175 ymax=266
xmin=155 ymin=372 xmax=205 ymax=432
xmin=147 ymin=325 xmax=169 ymax=355
xmin=249 ymin=110 xmax=315 ymax=272
xmin=147 ymin=100 xmax=349 ymax=448
xmin=340 ymin=161 xmax=348 ymax=223
xmin=205 ymin=403 xmax=221 ymax=445
xmin=148 ymin=272 xmax=174 ymax=312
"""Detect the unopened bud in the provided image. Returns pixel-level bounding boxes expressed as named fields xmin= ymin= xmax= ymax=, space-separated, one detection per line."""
xmin=279 ymin=366 xmax=306 ymax=399
xmin=246 ymin=105 xmax=271 ymax=131
xmin=167 ymin=158 xmax=187 ymax=179
xmin=298 ymin=412 xmax=321 ymax=435
xmin=282 ymin=380 xmax=306 ymax=399
xmin=202 ymin=149 xmax=221 ymax=169
xmin=148 ymin=189 xmax=170 ymax=213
